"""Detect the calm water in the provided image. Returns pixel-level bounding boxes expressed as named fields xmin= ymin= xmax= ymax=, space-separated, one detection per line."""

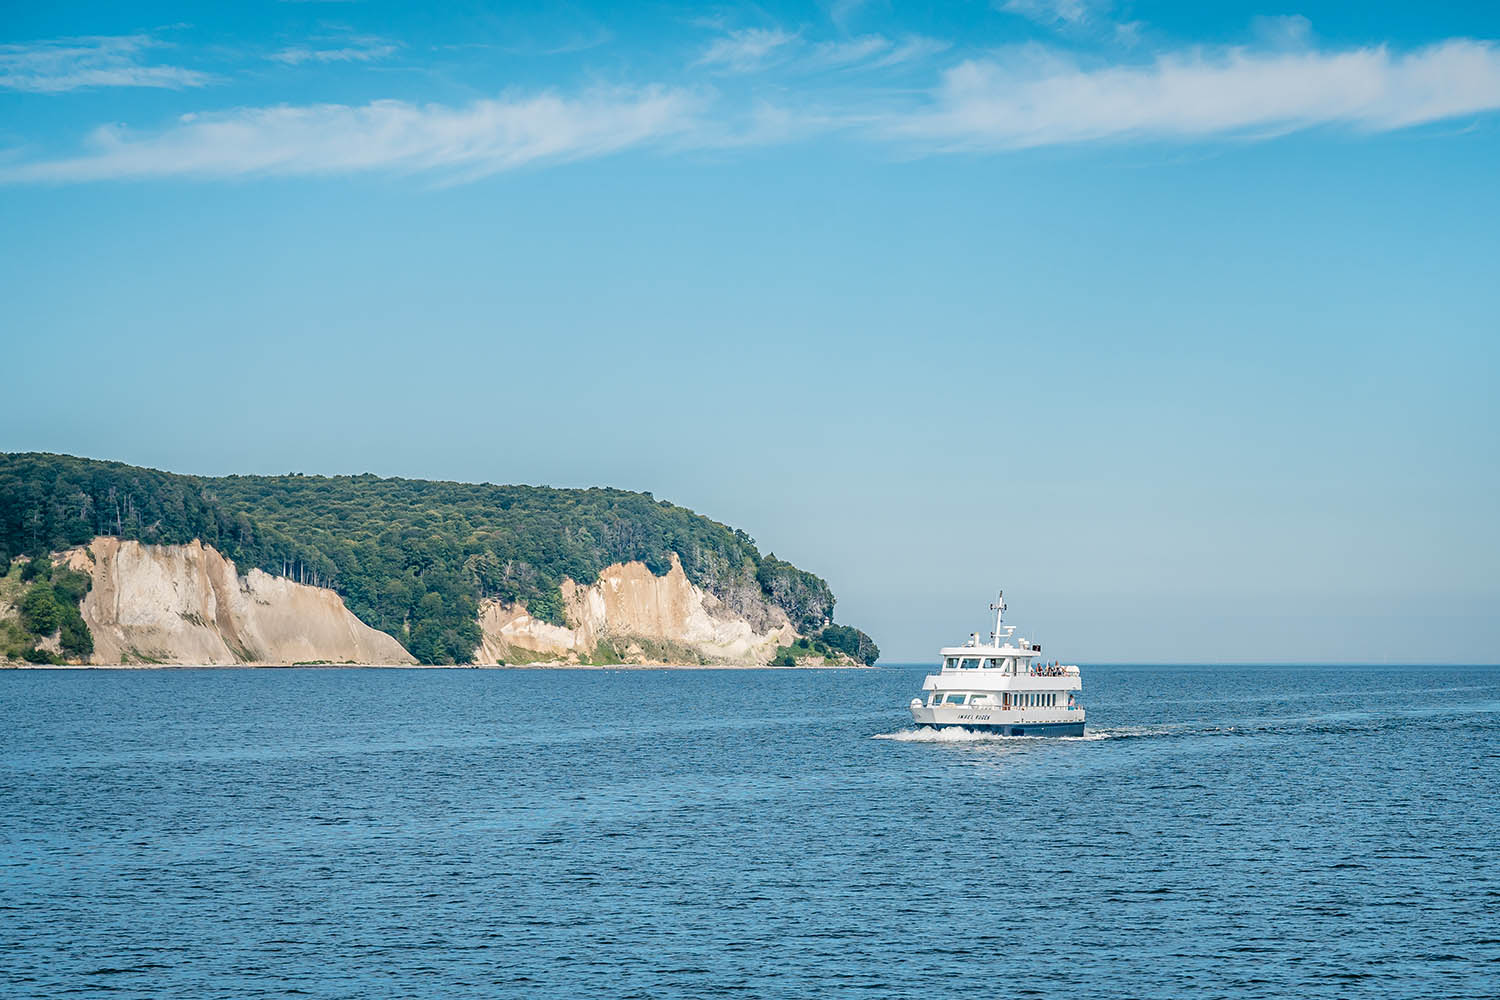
xmin=3 ymin=664 xmax=1499 ymax=999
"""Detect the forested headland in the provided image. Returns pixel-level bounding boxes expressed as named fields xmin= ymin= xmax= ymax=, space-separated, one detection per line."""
xmin=0 ymin=453 xmax=879 ymax=665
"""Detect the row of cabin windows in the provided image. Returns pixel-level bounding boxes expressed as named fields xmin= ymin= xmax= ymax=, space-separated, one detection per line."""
xmin=945 ymin=657 xmax=1029 ymax=672
xmin=929 ymin=692 xmax=1061 ymax=708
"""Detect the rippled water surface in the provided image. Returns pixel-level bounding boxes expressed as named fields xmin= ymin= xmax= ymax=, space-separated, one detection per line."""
xmin=3 ymin=665 xmax=1499 ymax=998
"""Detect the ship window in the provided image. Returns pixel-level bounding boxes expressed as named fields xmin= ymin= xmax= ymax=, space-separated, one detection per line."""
xmin=960 ymin=658 xmax=980 ymax=670
xmin=944 ymin=657 xmax=957 ymax=670
xmin=986 ymin=658 xmax=1000 ymax=669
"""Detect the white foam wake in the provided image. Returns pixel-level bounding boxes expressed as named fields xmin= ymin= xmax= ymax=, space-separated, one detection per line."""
xmin=873 ymin=726 xmax=1115 ymax=743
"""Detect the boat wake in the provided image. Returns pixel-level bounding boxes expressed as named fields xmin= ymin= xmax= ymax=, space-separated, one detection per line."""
xmin=874 ymin=726 xmax=1115 ymax=743
xmin=876 ymin=708 xmax=1500 ymax=745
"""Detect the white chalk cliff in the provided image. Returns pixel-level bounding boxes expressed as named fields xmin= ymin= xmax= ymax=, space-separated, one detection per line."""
xmin=473 ymin=553 xmax=804 ymax=665
xmin=48 ymin=538 xmax=829 ymax=667
xmin=66 ymin=537 xmax=415 ymax=665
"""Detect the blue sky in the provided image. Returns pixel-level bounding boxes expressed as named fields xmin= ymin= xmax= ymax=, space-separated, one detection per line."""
xmin=2 ymin=1 xmax=1497 ymax=662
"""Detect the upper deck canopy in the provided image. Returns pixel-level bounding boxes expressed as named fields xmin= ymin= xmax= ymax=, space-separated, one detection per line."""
xmin=939 ymin=643 xmax=1040 ymax=659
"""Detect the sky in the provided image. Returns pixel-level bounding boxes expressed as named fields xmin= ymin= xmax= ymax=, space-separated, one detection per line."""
xmin=2 ymin=1 xmax=1497 ymax=663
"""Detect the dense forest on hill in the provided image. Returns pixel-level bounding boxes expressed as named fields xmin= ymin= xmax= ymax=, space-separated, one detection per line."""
xmin=0 ymin=453 xmax=878 ymax=664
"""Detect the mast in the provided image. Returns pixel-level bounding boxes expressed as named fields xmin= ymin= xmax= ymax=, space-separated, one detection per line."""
xmin=990 ymin=591 xmax=1005 ymax=645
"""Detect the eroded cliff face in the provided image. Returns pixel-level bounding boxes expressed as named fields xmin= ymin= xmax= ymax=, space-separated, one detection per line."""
xmin=474 ymin=554 xmax=802 ymax=665
xmin=43 ymin=538 xmax=831 ymax=668
xmin=67 ymin=537 xmax=414 ymax=665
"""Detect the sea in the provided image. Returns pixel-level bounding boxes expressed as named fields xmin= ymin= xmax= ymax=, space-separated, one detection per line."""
xmin=2 ymin=664 xmax=1498 ymax=999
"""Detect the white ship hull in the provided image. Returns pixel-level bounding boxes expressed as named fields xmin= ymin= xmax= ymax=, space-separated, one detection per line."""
xmin=910 ymin=700 xmax=1085 ymax=736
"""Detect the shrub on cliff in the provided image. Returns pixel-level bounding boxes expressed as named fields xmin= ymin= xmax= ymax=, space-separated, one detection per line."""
xmin=50 ymin=565 xmax=92 ymax=605
xmin=59 ymin=612 xmax=94 ymax=658
xmin=756 ymin=555 xmax=834 ymax=633
xmin=11 ymin=562 xmax=94 ymax=660
xmin=819 ymin=624 xmax=881 ymax=666
xmin=19 ymin=585 xmax=61 ymax=635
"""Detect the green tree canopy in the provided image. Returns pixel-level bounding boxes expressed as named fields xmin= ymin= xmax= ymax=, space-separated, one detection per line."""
xmin=19 ymin=585 xmax=60 ymax=635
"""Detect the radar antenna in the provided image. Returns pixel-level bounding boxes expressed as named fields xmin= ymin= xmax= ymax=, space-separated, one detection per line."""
xmin=989 ymin=591 xmax=1006 ymax=645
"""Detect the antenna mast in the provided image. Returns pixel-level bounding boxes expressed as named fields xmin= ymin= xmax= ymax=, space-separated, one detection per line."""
xmin=989 ymin=591 xmax=1005 ymax=645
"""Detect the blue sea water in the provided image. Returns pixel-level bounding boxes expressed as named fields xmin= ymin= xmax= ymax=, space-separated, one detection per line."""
xmin=2 ymin=664 xmax=1499 ymax=999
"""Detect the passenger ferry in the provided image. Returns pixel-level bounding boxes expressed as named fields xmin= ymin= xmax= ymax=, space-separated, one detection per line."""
xmin=909 ymin=594 xmax=1085 ymax=736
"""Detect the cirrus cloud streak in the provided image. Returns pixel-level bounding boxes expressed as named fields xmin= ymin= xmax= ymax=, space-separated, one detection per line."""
xmin=0 ymin=34 xmax=211 ymax=92
xmin=889 ymin=39 xmax=1500 ymax=148
xmin=0 ymin=87 xmax=706 ymax=183
xmin=2 ymin=37 xmax=1499 ymax=183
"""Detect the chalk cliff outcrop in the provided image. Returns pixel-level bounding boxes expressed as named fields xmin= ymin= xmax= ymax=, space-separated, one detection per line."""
xmin=31 ymin=538 xmax=844 ymax=667
xmin=473 ymin=553 xmax=805 ymax=665
xmin=67 ymin=537 xmax=415 ymax=665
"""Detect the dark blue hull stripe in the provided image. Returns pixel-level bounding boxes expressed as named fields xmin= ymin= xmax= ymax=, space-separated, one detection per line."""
xmin=927 ymin=721 xmax=1086 ymax=737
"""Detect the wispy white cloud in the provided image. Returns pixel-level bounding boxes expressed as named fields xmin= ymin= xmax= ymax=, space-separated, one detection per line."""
xmin=867 ymin=36 xmax=952 ymax=70
xmin=1250 ymin=15 xmax=1314 ymax=49
xmin=6 ymin=34 xmax=1499 ymax=184
xmin=0 ymin=34 xmax=212 ymax=93
xmin=701 ymin=27 xmax=947 ymax=75
xmin=270 ymin=38 xmax=399 ymax=65
xmin=694 ymin=28 xmax=799 ymax=72
xmin=1000 ymin=0 xmax=1112 ymax=28
xmin=0 ymin=87 xmax=705 ymax=183
xmin=805 ymin=34 xmax=950 ymax=70
xmin=825 ymin=0 xmax=874 ymax=31
xmin=887 ymin=39 xmax=1500 ymax=149
xmin=811 ymin=35 xmax=890 ymax=67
